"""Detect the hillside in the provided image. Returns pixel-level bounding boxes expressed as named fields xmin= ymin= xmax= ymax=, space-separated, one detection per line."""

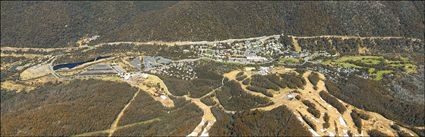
xmin=1 ymin=1 xmax=424 ymax=136
xmin=1 ymin=1 xmax=424 ymax=48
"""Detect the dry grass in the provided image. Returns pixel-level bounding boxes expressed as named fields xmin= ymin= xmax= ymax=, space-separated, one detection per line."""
xmin=20 ymin=63 xmax=51 ymax=80
xmin=1 ymin=53 xmax=43 ymax=58
xmin=125 ymin=74 xmax=175 ymax=108
xmin=290 ymin=36 xmax=302 ymax=52
xmin=1 ymin=81 xmax=35 ymax=93
xmin=222 ymin=67 xmax=417 ymax=136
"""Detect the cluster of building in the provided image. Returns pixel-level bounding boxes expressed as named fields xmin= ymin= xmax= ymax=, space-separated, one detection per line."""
xmin=143 ymin=56 xmax=172 ymax=71
xmin=129 ymin=57 xmax=142 ymax=70
xmin=187 ymin=37 xmax=286 ymax=64
xmin=148 ymin=61 xmax=197 ymax=80
xmin=257 ymin=66 xmax=271 ymax=75
xmin=78 ymin=63 xmax=125 ymax=77
xmin=118 ymin=71 xmax=149 ymax=80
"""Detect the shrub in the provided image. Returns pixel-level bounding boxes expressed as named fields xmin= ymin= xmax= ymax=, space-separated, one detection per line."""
xmin=323 ymin=113 xmax=330 ymax=128
xmin=397 ymin=130 xmax=413 ymax=137
xmin=242 ymin=79 xmax=250 ymax=85
xmin=247 ymin=86 xmax=273 ymax=97
xmin=308 ymin=72 xmax=320 ymax=86
xmin=325 ymin=78 xmax=425 ymax=126
xmin=119 ymin=91 xmax=168 ymax=126
xmin=353 ymin=109 xmax=370 ymax=120
xmin=301 ymin=115 xmax=317 ymax=131
xmin=236 ymin=72 xmax=244 ymax=78
xmin=0 ymin=80 xmax=139 ymax=136
xmin=367 ymin=129 xmax=390 ymax=137
xmin=390 ymin=124 xmax=400 ymax=131
xmin=251 ymin=75 xmax=280 ymax=91
xmin=319 ymin=91 xmax=346 ymax=114
xmin=216 ymin=81 xmax=272 ymax=111
xmin=201 ymin=95 xmax=217 ymax=106
xmin=347 ymin=131 xmax=353 ymax=137
xmin=302 ymin=100 xmax=316 ymax=108
xmin=114 ymin=103 xmax=203 ymax=136
xmin=295 ymin=95 xmax=301 ymax=100
xmin=334 ymin=121 xmax=339 ymax=135
xmin=280 ymin=73 xmax=305 ymax=89
xmin=246 ymin=86 xmax=267 ymax=93
xmin=209 ymin=106 xmax=312 ymax=136
xmin=236 ymin=75 xmax=247 ymax=81
xmin=303 ymin=100 xmax=320 ymax=118
xmin=295 ymin=69 xmax=306 ymax=75
xmin=350 ymin=110 xmax=362 ymax=133
xmin=161 ymin=70 xmax=223 ymax=98
xmin=266 ymin=75 xmax=287 ymax=88
xmin=307 ymin=108 xmax=321 ymax=118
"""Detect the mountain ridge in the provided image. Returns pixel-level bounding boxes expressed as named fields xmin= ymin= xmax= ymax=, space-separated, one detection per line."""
xmin=1 ymin=1 xmax=424 ymax=48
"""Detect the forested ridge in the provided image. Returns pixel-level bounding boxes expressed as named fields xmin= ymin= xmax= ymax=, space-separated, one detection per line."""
xmin=1 ymin=1 xmax=424 ymax=48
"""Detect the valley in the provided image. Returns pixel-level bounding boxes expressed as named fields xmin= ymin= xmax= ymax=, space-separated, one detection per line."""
xmin=1 ymin=33 xmax=424 ymax=136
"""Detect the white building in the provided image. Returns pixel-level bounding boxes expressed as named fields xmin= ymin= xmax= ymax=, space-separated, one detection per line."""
xmin=123 ymin=73 xmax=131 ymax=80
xmin=258 ymin=66 xmax=270 ymax=75
xmin=141 ymin=73 xmax=149 ymax=79
xmin=247 ymin=56 xmax=268 ymax=62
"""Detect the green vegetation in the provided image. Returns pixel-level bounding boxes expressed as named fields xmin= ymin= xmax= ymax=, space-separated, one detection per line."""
xmin=280 ymin=73 xmax=306 ymax=89
xmin=302 ymin=100 xmax=321 ymax=118
xmin=278 ymin=57 xmax=300 ymax=64
xmin=308 ymin=72 xmax=320 ymax=87
xmin=114 ymin=103 xmax=203 ymax=136
xmin=1 ymin=80 xmax=138 ymax=136
xmin=321 ymin=55 xmax=417 ymax=80
xmin=300 ymin=114 xmax=317 ymax=131
xmin=353 ymin=109 xmax=370 ymax=120
xmin=162 ymin=78 xmax=219 ymax=98
xmin=250 ymin=75 xmax=280 ymax=91
xmin=216 ymin=80 xmax=272 ymax=111
xmin=244 ymin=73 xmax=307 ymax=97
xmin=322 ymin=56 xmax=382 ymax=69
xmin=242 ymin=79 xmax=250 ymax=85
xmin=209 ymin=106 xmax=312 ymax=136
xmin=246 ymin=86 xmax=273 ymax=97
xmin=265 ymin=74 xmax=287 ymax=89
xmin=118 ymin=91 xmax=168 ymax=126
xmin=374 ymin=70 xmax=393 ymax=81
xmin=350 ymin=110 xmax=363 ymax=133
xmin=389 ymin=63 xmax=417 ymax=73
xmin=325 ymin=79 xmax=425 ymax=126
xmin=337 ymin=56 xmax=383 ymax=64
xmin=319 ymin=90 xmax=347 ymax=114
xmin=3 ymin=1 xmax=423 ymax=49
xmin=205 ymin=49 xmax=213 ymax=55
xmin=160 ymin=60 xmax=229 ymax=98
xmin=323 ymin=113 xmax=330 ymax=128
xmin=367 ymin=129 xmax=391 ymax=137
xmin=112 ymin=88 xmax=203 ymax=136
xmin=235 ymin=75 xmax=248 ymax=81
xmin=200 ymin=94 xmax=217 ymax=106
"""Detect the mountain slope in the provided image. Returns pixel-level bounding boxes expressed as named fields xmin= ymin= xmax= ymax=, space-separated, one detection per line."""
xmin=1 ymin=1 xmax=424 ymax=48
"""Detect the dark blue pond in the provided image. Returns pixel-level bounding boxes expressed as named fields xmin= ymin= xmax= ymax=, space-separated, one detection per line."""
xmin=53 ymin=56 xmax=111 ymax=70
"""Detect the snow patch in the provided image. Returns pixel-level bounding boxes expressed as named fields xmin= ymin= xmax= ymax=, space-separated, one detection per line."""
xmin=309 ymin=128 xmax=320 ymax=137
xmin=343 ymin=129 xmax=349 ymax=137
xmin=328 ymin=131 xmax=335 ymax=137
xmin=339 ymin=116 xmax=347 ymax=127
